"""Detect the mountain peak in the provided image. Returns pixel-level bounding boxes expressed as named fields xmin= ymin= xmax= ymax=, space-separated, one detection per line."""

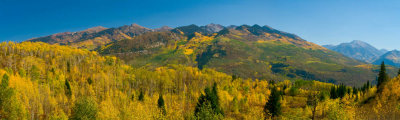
xmin=350 ymin=40 xmax=368 ymax=45
xmin=325 ymin=40 xmax=384 ymax=63
xmin=128 ymin=23 xmax=149 ymax=29
xmin=373 ymin=50 xmax=400 ymax=67
xmin=204 ymin=23 xmax=224 ymax=33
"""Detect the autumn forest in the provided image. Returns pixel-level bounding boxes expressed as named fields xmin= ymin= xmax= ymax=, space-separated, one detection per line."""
xmin=0 ymin=21 xmax=400 ymax=120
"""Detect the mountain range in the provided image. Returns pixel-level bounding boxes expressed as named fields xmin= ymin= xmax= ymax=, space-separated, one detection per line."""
xmin=28 ymin=24 xmax=152 ymax=50
xmin=373 ymin=50 xmax=400 ymax=67
xmin=323 ymin=40 xmax=400 ymax=67
xmin=322 ymin=40 xmax=385 ymax=63
xmin=25 ymin=23 xmax=395 ymax=86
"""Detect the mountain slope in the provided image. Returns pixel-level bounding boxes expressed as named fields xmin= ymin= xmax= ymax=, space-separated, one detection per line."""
xmin=99 ymin=24 xmax=380 ymax=86
xmin=28 ymin=24 xmax=152 ymax=50
xmin=171 ymin=24 xmax=224 ymax=37
xmin=323 ymin=40 xmax=384 ymax=63
xmin=373 ymin=50 xmax=400 ymax=67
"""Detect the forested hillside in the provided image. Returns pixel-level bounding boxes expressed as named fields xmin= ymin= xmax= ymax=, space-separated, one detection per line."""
xmin=28 ymin=24 xmax=152 ymax=50
xmin=98 ymin=24 xmax=388 ymax=86
xmin=1 ymin=42 xmax=400 ymax=119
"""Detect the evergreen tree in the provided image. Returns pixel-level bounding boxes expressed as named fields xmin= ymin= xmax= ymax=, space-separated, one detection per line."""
xmin=194 ymin=83 xmax=223 ymax=119
xmin=352 ymin=86 xmax=358 ymax=96
xmin=157 ymin=94 xmax=166 ymax=115
xmin=330 ymin=86 xmax=337 ymax=99
xmin=65 ymin=80 xmax=72 ymax=97
xmin=377 ymin=62 xmax=389 ymax=89
xmin=337 ymin=83 xmax=346 ymax=98
xmin=138 ymin=90 xmax=145 ymax=101
xmin=67 ymin=61 xmax=71 ymax=73
xmin=211 ymin=82 xmax=222 ymax=114
xmin=264 ymin=87 xmax=281 ymax=118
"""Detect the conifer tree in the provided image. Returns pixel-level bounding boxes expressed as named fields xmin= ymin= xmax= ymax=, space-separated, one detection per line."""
xmin=352 ymin=86 xmax=358 ymax=96
xmin=194 ymin=83 xmax=223 ymax=119
xmin=157 ymin=94 xmax=166 ymax=115
xmin=65 ymin=79 xmax=72 ymax=97
xmin=330 ymin=86 xmax=337 ymax=99
xmin=138 ymin=90 xmax=144 ymax=101
xmin=264 ymin=86 xmax=281 ymax=118
xmin=377 ymin=62 xmax=389 ymax=89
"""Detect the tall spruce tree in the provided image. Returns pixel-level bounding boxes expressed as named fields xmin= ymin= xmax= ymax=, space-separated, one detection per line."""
xmin=330 ymin=86 xmax=337 ymax=99
xmin=157 ymin=94 xmax=166 ymax=115
xmin=264 ymin=86 xmax=282 ymax=118
xmin=65 ymin=80 xmax=72 ymax=98
xmin=194 ymin=83 xmax=223 ymax=119
xmin=377 ymin=62 xmax=389 ymax=89
xmin=138 ymin=90 xmax=145 ymax=101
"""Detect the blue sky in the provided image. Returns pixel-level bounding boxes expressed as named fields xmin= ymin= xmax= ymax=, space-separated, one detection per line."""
xmin=1 ymin=0 xmax=400 ymax=50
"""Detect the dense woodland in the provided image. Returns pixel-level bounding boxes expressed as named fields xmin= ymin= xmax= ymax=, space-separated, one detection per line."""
xmin=0 ymin=41 xmax=400 ymax=120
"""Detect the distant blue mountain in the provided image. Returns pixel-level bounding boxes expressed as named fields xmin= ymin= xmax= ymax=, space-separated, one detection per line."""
xmin=323 ymin=40 xmax=385 ymax=63
xmin=373 ymin=50 xmax=400 ymax=67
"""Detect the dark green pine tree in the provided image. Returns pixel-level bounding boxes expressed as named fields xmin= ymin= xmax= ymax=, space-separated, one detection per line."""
xmin=194 ymin=83 xmax=224 ymax=118
xmin=157 ymin=94 xmax=166 ymax=115
xmin=330 ymin=86 xmax=337 ymax=99
xmin=264 ymin=86 xmax=282 ymax=118
xmin=337 ymin=83 xmax=346 ymax=98
xmin=211 ymin=82 xmax=222 ymax=115
xmin=352 ymin=86 xmax=358 ymax=96
xmin=377 ymin=62 xmax=389 ymax=89
xmin=138 ymin=90 xmax=145 ymax=101
xmin=65 ymin=79 xmax=72 ymax=98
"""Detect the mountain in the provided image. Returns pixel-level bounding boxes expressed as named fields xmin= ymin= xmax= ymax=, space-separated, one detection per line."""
xmin=171 ymin=24 xmax=225 ymax=36
xmin=373 ymin=50 xmax=400 ymax=67
xmin=98 ymin=24 xmax=382 ymax=86
xmin=323 ymin=40 xmax=385 ymax=63
xmin=28 ymin=24 xmax=152 ymax=50
xmin=380 ymin=49 xmax=389 ymax=54
xmin=154 ymin=26 xmax=173 ymax=32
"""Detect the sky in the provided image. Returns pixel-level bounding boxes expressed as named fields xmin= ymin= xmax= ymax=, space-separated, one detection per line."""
xmin=1 ymin=0 xmax=400 ymax=50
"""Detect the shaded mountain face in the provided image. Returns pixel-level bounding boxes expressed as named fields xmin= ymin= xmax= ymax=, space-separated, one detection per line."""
xmin=373 ymin=50 xmax=400 ymax=67
xmin=98 ymin=24 xmax=379 ymax=86
xmin=323 ymin=40 xmax=385 ymax=63
xmin=28 ymin=24 xmax=152 ymax=50
xmin=171 ymin=24 xmax=225 ymax=36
